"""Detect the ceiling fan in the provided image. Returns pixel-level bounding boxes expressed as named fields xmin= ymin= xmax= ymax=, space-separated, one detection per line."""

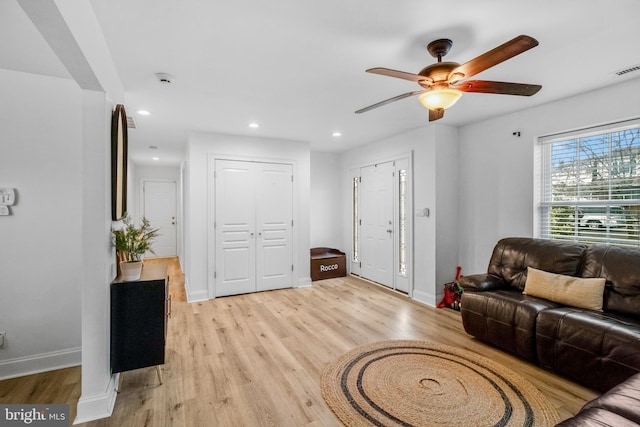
xmin=355 ymin=35 xmax=542 ymax=121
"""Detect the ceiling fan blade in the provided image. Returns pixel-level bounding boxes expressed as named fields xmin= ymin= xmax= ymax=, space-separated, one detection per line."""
xmin=449 ymin=35 xmax=539 ymax=81
xmin=355 ymin=90 xmax=425 ymax=114
xmin=454 ymin=80 xmax=541 ymax=96
xmin=366 ymin=67 xmax=429 ymax=83
xmin=429 ymin=109 xmax=445 ymax=122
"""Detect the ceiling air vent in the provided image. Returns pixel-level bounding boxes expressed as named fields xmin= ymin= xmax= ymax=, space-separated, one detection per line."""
xmin=612 ymin=63 xmax=640 ymax=77
xmin=126 ymin=115 xmax=137 ymax=129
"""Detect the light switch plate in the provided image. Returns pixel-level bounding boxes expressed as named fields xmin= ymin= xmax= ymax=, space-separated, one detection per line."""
xmin=0 ymin=206 xmax=9 ymax=216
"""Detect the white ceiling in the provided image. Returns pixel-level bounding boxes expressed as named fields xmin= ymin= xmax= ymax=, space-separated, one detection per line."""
xmin=3 ymin=0 xmax=640 ymax=165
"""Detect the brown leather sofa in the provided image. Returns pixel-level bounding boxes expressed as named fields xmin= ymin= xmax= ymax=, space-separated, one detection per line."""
xmin=459 ymin=237 xmax=640 ymax=393
xmin=557 ymin=372 xmax=640 ymax=426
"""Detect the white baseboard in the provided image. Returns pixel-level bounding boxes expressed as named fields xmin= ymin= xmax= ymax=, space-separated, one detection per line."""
xmin=297 ymin=276 xmax=312 ymax=288
xmin=74 ymin=373 xmax=119 ymax=424
xmin=184 ymin=277 xmax=209 ymax=303
xmin=412 ymin=289 xmax=438 ymax=307
xmin=187 ymin=290 xmax=209 ymax=303
xmin=0 ymin=347 xmax=81 ymax=380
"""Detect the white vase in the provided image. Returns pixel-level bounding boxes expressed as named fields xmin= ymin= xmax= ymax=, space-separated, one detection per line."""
xmin=120 ymin=260 xmax=143 ymax=281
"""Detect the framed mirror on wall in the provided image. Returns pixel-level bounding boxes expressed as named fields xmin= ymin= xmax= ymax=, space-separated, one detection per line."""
xmin=111 ymin=104 xmax=128 ymax=221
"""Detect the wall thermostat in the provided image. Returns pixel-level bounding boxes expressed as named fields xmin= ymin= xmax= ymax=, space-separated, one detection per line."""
xmin=0 ymin=188 xmax=16 ymax=206
xmin=416 ymin=208 xmax=430 ymax=217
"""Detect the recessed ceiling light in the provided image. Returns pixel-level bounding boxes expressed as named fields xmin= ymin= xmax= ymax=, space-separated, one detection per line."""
xmin=249 ymin=123 xmax=259 ymax=128
xmin=137 ymin=110 xmax=150 ymax=116
xmin=332 ymin=131 xmax=342 ymax=137
xmin=152 ymin=157 xmax=160 ymax=161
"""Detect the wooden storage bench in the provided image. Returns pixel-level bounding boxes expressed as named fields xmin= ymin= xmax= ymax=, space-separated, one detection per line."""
xmin=310 ymin=247 xmax=346 ymax=281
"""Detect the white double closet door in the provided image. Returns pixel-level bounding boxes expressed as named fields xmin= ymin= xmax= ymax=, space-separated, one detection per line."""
xmin=214 ymin=159 xmax=293 ymax=297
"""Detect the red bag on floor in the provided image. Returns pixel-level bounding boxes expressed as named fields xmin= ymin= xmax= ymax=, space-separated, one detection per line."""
xmin=437 ymin=266 xmax=463 ymax=310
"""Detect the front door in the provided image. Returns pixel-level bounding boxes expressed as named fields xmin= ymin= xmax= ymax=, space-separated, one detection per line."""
xmin=359 ymin=162 xmax=394 ymax=287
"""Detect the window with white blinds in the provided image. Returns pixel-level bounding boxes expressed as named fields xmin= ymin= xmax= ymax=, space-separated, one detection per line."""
xmin=537 ymin=119 xmax=640 ymax=247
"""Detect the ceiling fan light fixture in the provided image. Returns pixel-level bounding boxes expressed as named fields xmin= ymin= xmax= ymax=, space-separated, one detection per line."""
xmin=447 ymin=72 xmax=466 ymax=84
xmin=418 ymin=88 xmax=462 ymax=111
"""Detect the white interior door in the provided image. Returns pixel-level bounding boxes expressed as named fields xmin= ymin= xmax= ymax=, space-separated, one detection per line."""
xmin=214 ymin=159 xmax=292 ymax=297
xmin=359 ymin=162 xmax=394 ymax=287
xmin=143 ymin=180 xmax=177 ymax=257
xmin=255 ymin=163 xmax=293 ymax=291
xmin=215 ymin=161 xmax=256 ymax=297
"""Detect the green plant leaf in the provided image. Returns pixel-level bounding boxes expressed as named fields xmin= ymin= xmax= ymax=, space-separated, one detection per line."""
xmin=112 ymin=213 xmax=160 ymax=262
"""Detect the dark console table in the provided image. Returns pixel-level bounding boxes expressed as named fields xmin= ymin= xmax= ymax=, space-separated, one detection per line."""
xmin=110 ymin=263 xmax=170 ymax=382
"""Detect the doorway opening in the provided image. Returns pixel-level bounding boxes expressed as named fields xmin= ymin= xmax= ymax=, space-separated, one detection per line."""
xmin=142 ymin=179 xmax=177 ymax=257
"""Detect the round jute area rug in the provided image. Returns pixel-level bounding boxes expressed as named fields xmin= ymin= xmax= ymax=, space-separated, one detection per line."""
xmin=321 ymin=340 xmax=560 ymax=427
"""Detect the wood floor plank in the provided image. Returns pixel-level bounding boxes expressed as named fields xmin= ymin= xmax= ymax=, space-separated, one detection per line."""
xmin=0 ymin=257 xmax=598 ymax=426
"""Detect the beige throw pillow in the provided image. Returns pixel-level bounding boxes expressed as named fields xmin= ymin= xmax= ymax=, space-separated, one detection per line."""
xmin=523 ymin=267 xmax=605 ymax=311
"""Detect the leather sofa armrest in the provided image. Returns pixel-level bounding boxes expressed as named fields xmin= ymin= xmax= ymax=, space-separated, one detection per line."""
xmin=459 ymin=273 xmax=506 ymax=291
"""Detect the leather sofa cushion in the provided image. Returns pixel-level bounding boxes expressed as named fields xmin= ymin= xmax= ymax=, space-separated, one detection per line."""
xmin=581 ymin=372 xmax=640 ymax=424
xmin=523 ymin=267 xmax=605 ymax=311
xmin=556 ymin=407 xmax=640 ymax=426
xmin=460 ymin=289 xmax=561 ymax=362
xmin=557 ymin=373 xmax=640 ymax=426
xmin=582 ymin=245 xmax=640 ymax=319
xmin=536 ymin=307 xmax=640 ymax=392
xmin=458 ymin=273 xmax=505 ymax=291
xmin=486 ymin=238 xmax=587 ymax=291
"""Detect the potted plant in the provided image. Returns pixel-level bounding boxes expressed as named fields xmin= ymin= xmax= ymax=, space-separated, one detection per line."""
xmin=113 ymin=214 xmax=160 ymax=281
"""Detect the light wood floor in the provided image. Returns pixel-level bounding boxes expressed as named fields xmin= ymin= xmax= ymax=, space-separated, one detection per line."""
xmin=0 ymin=257 xmax=597 ymax=426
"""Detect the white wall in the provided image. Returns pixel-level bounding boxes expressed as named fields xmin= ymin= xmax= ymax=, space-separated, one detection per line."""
xmin=78 ymin=89 xmax=119 ymax=423
xmin=10 ymin=2 xmax=126 ymax=422
xmin=0 ymin=70 xmax=82 ymax=378
xmin=185 ymin=132 xmax=311 ymax=302
xmin=434 ymin=125 xmax=460 ymax=290
xmin=340 ymin=125 xmax=460 ymax=306
xmin=458 ymin=77 xmax=640 ymax=274
xmin=310 ymin=151 xmax=342 ymax=249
